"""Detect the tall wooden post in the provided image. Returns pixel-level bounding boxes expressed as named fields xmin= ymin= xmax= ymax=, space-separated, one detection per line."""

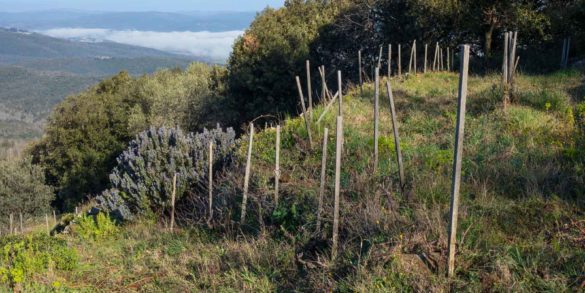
xmin=296 ymin=76 xmax=313 ymax=147
xmin=447 ymin=44 xmax=470 ymax=278
xmin=170 ymin=173 xmax=176 ymax=232
xmin=374 ymin=67 xmax=380 ymax=169
xmin=433 ymin=42 xmax=439 ymax=71
xmin=398 ymin=44 xmax=402 ymax=77
xmin=412 ymin=40 xmax=417 ymax=75
xmin=440 ymin=47 xmax=444 ymax=71
xmin=332 ymin=116 xmax=343 ymax=260
xmin=503 ymin=32 xmax=509 ymax=91
xmin=338 ymin=71 xmax=343 ymax=116
xmin=316 ymin=128 xmax=329 ymax=233
xmin=240 ymin=123 xmax=254 ymax=223
xmin=408 ymin=42 xmax=414 ymax=75
xmin=377 ymin=45 xmax=383 ymax=69
xmin=53 ymin=210 xmax=57 ymax=224
xmin=321 ymin=65 xmax=327 ymax=103
xmin=9 ymin=213 xmax=13 ymax=235
xmin=45 ymin=214 xmax=50 ymax=235
xmin=358 ymin=50 xmax=363 ymax=95
xmin=275 ymin=125 xmax=281 ymax=206
xmin=386 ymin=81 xmax=405 ymax=189
xmin=19 ymin=213 xmax=23 ymax=234
xmin=306 ymin=60 xmax=313 ymax=119
xmin=388 ymin=44 xmax=392 ymax=77
xmin=208 ymin=142 xmax=214 ymax=224
xmin=424 ymin=44 xmax=428 ymax=73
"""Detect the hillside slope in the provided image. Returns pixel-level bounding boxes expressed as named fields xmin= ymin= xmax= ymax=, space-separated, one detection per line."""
xmin=1 ymin=69 xmax=583 ymax=291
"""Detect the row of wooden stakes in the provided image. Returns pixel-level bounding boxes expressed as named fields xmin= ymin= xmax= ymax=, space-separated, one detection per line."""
xmin=236 ymin=44 xmax=472 ymax=278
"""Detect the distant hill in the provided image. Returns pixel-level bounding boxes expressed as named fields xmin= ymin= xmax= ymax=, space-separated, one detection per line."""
xmin=0 ymin=28 xmax=197 ymax=139
xmin=0 ymin=11 xmax=256 ymax=32
xmin=0 ymin=27 xmax=191 ymax=63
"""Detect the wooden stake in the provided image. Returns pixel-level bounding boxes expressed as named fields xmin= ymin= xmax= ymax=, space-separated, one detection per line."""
xmin=358 ymin=50 xmax=363 ymax=95
xmin=440 ymin=47 xmax=444 ymax=71
xmin=317 ymin=91 xmax=339 ymax=123
xmin=433 ymin=42 xmax=439 ymax=71
xmin=19 ymin=213 xmax=23 ymax=234
xmin=373 ymin=67 xmax=380 ymax=169
xmin=306 ymin=60 xmax=313 ymax=119
xmin=377 ymin=45 xmax=383 ymax=70
xmin=45 ymin=214 xmax=49 ymax=235
xmin=9 ymin=213 xmax=13 ymax=235
xmin=240 ymin=123 xmax=254 ymax=223
xmin=561 ymin=38 xmax=567 ymax=68
xmin=275 ymin=125 xmax=281 ymax=206
xmin=424 ymin=44 xmax=428 ymax=73
xmin=53 ymin=210 xmax=57 ymax=224
xmin=320 ymin=65 xmax=327 ymax=103
xmin=338 ymin=71 xmax=343 ymax=116
xmin=170 ymin=173 xmax=176 ymax=232
xmin=208 ymin=142 xmax=214 ymax=224
xmin=447 ymin=44 xmax=470 ymax=278
xmin=398 ymin=44 xmax=402 ymax=77
xmin=316 ymin=128 xmax=329 ymax=233
xmin=503 ymin=32 xmax=509 ymax=87
xmin=332 ymin=116 xmax=343 ymax=260
xmin=296 ymin=76 xmax=313 ymax=147
xmin=408 ymin=41 xmax=414 ymax=75
xmin=412 ymin=40 xmax=417 ymax=75
xmin=386 ymin=80 xmax=405 ymax=189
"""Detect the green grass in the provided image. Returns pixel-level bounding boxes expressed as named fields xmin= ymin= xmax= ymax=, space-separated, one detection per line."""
xmin=3 ymin=69 xmax=584 ymax=291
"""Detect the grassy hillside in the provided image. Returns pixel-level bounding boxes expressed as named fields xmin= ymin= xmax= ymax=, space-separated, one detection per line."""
xmin=2 ymin=70 xmax=583 ymax=291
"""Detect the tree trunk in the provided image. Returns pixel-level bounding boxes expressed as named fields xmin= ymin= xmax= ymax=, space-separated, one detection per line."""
xmin=484 ymin=24 xmax=495 ymax=57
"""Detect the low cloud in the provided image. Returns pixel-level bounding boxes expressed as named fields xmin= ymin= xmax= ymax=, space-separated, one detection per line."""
xmin=39 ymin=28 xmax=243 ymax=62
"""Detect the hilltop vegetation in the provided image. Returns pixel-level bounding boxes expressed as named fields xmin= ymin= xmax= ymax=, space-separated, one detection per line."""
xmin=3 ymin=70 xmax=585 ymax=291
xmin=1 ymin=0 xmax=584 ymax=291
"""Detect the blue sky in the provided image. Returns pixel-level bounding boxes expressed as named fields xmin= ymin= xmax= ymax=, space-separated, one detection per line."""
xmin=0 ymin=0 xmax=284 ymax=12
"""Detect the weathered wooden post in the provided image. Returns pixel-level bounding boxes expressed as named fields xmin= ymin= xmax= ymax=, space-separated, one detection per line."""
xmin=374 ymin=67 xmax=380 ymax=169
xmin=358 ymin=50 xmax=363 ymax=95
xmin=75 ymin=206 xmax=78 ymax=216
xmin=45 ymin=214 xmax=49 ymax=235
xmin=412 ymin=40 xmax=417 ymax=75
xmin=208 ymin=142 xmax=214 ymax=224
xmin=332 ymin=115 xmax=343 ymax=261
xmin=503 ymin=32 xmax=509 ymax=107
xmin=275 ymin=125 xmax=281 ymax=206
xmin=338 ymin=71 xmax=343 ymax=116
xmin=440 ymin=47 xmax=444 ymax=71
xmin=508 ymin=31 xmax=518 ymax=86
xmin=447 ymin=44 xmax=470 ymax=278
xmin=561 ymin=38 xmax=567 ymax=69
xmin=316 ymin=127 xmax=329 ymax=233
xmin=53 ymin=210 xmax=57 ymax=224
xmin=9 ymin=213 xmax=13 ymax=235
xmin=408 ymin=41 xmax=414 ymax=75
xmin=377 ymin=45 xmax=384 ymax=70
xmin=19 ymin=213 xmax=23 ymax=234
xmin=240 ymin=123 xmax=254 ymax=223
xmin=398 ymin=44 xmax=402 ymax=78
xmin=306 ymin=60 xmax=313 ymax=119
xmin=386 ymin=80 xmax=405 ymax=190
xmin=296 ymin=76 xmax=314 ymax=147
xmin=433 ymin=42 xmax=439 ymax=71
xmin=321 ymin=65 xmax=327 ymax=102
xmin=170 ymin=173 xmax=176 ymax=232
xmin=388 ymin=44 xmax=392 ymax=77
xmin=424 ymin=44 xmax=428 ymax=73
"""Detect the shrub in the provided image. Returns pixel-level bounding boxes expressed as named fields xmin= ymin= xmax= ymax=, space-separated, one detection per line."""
xmin=0 ymin=234 xmax=77 ymax=287
xmin=0 ymin=157 xmax=54 ymax=225
xmin=97 ymin=126 xmax=236 ymax=221
xmin=73 ymin=213 xmax=119 ymax=241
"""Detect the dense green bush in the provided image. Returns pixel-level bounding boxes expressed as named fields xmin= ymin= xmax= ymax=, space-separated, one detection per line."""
xmin=0 ymin=233 xmax=77 ymax=287
xmin=73 ymin=213 xmax=119 ymax=241
xmin=30 ymin=63 xmax=228 ymax=210
xmin=97 ymin=126 xmax=236 ymax=221
xmin=227 ymin=0 xmax=338 ymax=124
xmin=0 ymin=157 xmax=53 ymax=224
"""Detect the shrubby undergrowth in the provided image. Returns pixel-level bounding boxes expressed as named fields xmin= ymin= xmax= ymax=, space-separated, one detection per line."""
xmin=97 ymin=126 xmax=236 ymax=221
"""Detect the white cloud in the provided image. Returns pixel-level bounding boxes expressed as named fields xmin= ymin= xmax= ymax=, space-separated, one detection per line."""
xmin=39 ymin=28 xmax=243 ymax=62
